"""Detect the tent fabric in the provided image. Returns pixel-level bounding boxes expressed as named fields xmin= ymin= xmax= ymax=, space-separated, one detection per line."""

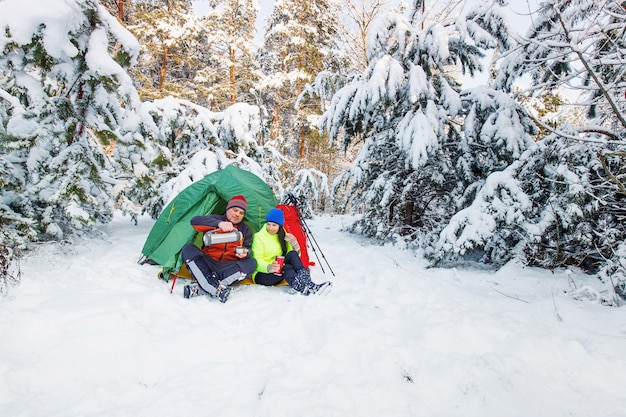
xmin=141 ymin=165 xmax=278 ymax=276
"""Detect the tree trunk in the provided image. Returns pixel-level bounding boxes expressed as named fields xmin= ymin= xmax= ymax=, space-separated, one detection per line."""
xmin=271 ymin=104 xmax=280 ymax=139
xmin=229 ymin=45 xmax=236 ymax=105
xmin=159 ymin=44 xmax=168 ymax=91
xmin=72 ymin=81 xmax=86 ymax=144
xmin=299 ymin=124 xmax=305 ymax=159
xmin=297 ymin=23 xmax=304 ymax=159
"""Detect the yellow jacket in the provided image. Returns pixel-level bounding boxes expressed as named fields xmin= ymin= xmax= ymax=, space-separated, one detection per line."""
xmin=251 ymin=224 xmax=293 ymax=280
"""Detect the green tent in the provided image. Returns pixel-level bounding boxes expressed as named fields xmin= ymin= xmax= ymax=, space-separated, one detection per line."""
xmin=140 ymin=164 xmax=278 ymax=277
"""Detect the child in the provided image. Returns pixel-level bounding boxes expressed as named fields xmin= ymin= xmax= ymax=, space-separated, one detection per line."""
xmin=251 ymin=208 xmax=331 ymax=295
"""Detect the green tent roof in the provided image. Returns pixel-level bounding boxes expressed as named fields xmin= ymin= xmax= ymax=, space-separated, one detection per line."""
xmin=140 ymin=165 xmax=277 ymax=275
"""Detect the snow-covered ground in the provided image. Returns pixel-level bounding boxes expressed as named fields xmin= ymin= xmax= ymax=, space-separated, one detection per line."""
xmin=1 ymin=212 xmax=625 ymax=417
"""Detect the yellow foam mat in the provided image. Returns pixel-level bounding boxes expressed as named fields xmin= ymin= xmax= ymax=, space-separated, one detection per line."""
xmin=159 ymin=265 xmax=289 ymax=286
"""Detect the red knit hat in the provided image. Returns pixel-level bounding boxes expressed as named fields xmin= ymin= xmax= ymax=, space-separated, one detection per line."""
xmin=226 ymin=195 xmax=247 ymax=212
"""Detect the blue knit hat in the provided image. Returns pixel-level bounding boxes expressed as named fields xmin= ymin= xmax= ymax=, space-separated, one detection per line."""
xmin=265 ymin=208 xmax=284 ymax=226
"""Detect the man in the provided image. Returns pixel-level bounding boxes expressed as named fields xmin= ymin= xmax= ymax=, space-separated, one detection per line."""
xmin=181 ymin=195 xmax=256 ymax=302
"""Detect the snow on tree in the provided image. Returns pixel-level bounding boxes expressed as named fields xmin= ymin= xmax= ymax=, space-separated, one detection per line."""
xmin=100 ymin=0 xmax=137 ymax=23
xmin=282 ymin=167 xmax=331 ymax=216
xmin=495 ymin=0 xmax=626 ymax=142
xmin=0 ymin=0 xmax=142 ymax=243
xmin=459 ymin=0 xmax=626 ymax=295
xmin=119 ymin=96 xmax=283 ymax=220
xmin=430 ymin=0 xmax=626 ymax=301
xmin=434 ymin=127 xmax=625 ymax=277
xmin=0 ymin=0 xmax=281 ymax=249
xmin=320 ymin=1 xmax=535 ymax=244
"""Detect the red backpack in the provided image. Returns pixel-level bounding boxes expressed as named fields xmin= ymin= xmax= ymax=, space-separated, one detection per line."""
xmin=276 ymin=204 xmax=314 ymax=268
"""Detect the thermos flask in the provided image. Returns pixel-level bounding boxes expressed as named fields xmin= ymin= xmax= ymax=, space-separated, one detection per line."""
xmin=203 ymin=230 xmax=243 ymax=246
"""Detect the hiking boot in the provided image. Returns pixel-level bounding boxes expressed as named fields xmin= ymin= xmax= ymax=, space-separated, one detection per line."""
xmin=291 ymin=269 xmax=312 ymax=293
xmin=302 ymin=281 xmax=333 ymax=296
xmin=184 ymin=284 xmax=207 ymax=298
xmin=193 ymin=270 xmax=219 ymax=294
xmin=215 ymin=284 xmax=232 ymax=303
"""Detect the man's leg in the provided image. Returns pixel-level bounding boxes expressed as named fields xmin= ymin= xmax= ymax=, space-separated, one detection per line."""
xmin=211 ymin=257 xmax=257 ymax=286
xmin=181 ymin=244 xmax=222 ymax=296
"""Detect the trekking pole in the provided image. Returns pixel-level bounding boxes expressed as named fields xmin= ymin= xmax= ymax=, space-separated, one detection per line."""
xmin=301 ymin=217 xmax=335 ymax=276
xmin=299 ymin=214 xmax=326 ymax=274
xmin=287 ymin=194 xmax=336 ymax=277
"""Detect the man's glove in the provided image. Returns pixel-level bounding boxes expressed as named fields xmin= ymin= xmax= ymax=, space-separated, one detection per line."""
xmin=285 ymin=233 xmax=300 ymax=252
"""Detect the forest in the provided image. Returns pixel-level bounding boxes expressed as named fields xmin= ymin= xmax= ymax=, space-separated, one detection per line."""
xmin=1 ymin=0 xmax=625 ymax=303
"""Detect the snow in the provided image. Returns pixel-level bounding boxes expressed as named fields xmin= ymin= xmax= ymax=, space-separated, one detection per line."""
xmin=2 ymin=212 xmax=626 ymax=417
xmin=162 ymin=150 xmax=222 ymax=206
xmin=1 ymin=0 xmax=625 ymax=413
xmin=0 ymin=0 xmax=80 ymax=59
xmin=85 ymin=28 xmax=126 ymax=76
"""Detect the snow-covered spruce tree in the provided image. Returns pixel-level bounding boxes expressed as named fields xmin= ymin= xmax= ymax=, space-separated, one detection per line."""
xmin=435 ymin=0 xmax=626 ymax=299
xmin=121 ymin=98 xmax=283 ymax=219
xmin=0 ymin=157 xmax=30 ymax=293
xmin=495 ymin=0 xmax=626 ymax=139
xmin=282 ymin=168 xmax=331 ymax=216
xmin=320 ymin=1 xmax=535 ymax=244
xmin=434 ymin=127 xmax=613 ymax=268
xmin=96 ymin=3 xmax=280 ymax=222
xmin=0 ymin=0 xmax=141 ymax=243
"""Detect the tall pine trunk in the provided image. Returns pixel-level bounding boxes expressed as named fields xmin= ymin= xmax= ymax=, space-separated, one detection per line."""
xmin=159 ymin=45 xmax=168 ymax=91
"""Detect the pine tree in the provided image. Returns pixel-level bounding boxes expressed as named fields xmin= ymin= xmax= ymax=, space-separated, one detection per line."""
xmin=434 ymin=127 xmax=625 ymax=280
xmin=285 ymin=167 xmax=331 ymax=214
xmin=495 ymin=0 xmax=626 ymax=140
xmin=117 ymin=96 xmax=282 ymax=220
xmin=436 ymin=0 xmax=626 ymax=299
xmin=435 ymin=1 xmax=626 ymax=304
xmin=320 ymin=1 xmax=533 ymax=243
xmin=0 ymin=0 xmax=142 ymax=243
xmin=100 ymin=0 xmax=136 ymax=23
xmin=127 ymin=0 xmax=200 ymax=101
xmin=258 ymin=0 xmax=344 ymax=160
xmin=94 ymin=3 xmax=282 ymax=222
xmin=501 ymin=0 xmax=626 ymax=275
xmin=0 ymin=0 xmax=285 ymax=257
xmin=195 ymin=0 xmax=260 ymax=111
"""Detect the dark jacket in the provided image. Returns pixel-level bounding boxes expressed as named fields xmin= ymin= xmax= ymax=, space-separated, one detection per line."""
xmin=190 ymin=214 xmax=253 ymax=262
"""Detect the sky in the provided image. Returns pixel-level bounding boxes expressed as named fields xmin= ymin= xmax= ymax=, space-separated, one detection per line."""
xmin=1 ymin=209 xmax=625 ymax=417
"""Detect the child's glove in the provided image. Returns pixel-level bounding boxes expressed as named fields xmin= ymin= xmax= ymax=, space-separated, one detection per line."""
xmin=285 ymin=233 xmax=300 ymax=252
